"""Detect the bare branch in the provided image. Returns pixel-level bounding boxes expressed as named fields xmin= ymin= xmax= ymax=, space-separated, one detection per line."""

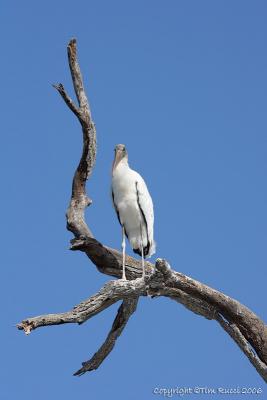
xmin=17 ymin=283 xmax=120 ymax=334
xmin=76 ymin=238 xmax=267 ymax=381
xmin=53 ymin=38 xmax=97 ymax=238
xmin=73 ymin=298 xmax=139 ymax=376
xmin=67 ymin=38 xmax=90 ymax=114
xmin=216 ymin=313 xmax=267 ymax=382
xmin=70 ymin=237 xmax=151 ymax=279
xmin=70 ymin=237 xmax=267 ymax=369
xmin=52 ymin=83 xmax=81 ymax=119
xmin=17 ymin=279 xmax=145 ymax=335
xmin=17 ymin=39 xmax=267 ymax=383
xmin=17 ymin=257 xmax=267 ymax=381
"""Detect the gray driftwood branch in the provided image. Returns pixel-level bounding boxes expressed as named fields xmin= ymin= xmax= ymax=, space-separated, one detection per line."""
xmin=17 ymin=39 xmax=267 ymax=382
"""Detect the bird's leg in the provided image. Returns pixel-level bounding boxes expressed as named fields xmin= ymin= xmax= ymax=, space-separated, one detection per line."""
xmin=141 ymin=244 xmax=145 ymax=278
xmin=121 ymin=225 xmax=126 ymax=280
xmin=140 ymin=224 xmax=146 ymax=278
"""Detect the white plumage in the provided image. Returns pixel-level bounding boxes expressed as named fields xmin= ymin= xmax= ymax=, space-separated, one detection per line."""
xmin=111 ymin=144 xmax=155 ymax=279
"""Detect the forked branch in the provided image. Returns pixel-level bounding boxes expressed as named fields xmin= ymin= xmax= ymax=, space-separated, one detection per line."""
xmin=17 ymin=39 xmax=267 ymax=382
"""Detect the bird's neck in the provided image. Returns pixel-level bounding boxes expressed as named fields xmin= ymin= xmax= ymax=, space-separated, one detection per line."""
xmin=112 ymin=158 xmax=129 ymax=175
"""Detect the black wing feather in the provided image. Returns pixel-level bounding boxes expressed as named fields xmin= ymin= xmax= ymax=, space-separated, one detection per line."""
xmin=135 ymin=181 xmax=150 ymax=257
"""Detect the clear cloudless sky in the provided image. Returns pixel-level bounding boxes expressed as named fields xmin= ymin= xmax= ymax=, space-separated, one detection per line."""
xmin=1 ymin=1 xmax=266 ymax=399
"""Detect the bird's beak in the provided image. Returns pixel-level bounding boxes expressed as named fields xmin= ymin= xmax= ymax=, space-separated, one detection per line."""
xmin=112 ymin=149 xmax=123 ymax=173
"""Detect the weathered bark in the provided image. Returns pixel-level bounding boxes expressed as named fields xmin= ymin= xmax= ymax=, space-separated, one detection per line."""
xmin=17 ymin=38 xmax=267 ymax=382
xmin=73 ymin=297 xmax=139 ymax=376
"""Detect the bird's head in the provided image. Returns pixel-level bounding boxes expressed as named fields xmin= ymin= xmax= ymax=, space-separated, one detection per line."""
xmin=112 ymin=144 xmax=128 ymax=173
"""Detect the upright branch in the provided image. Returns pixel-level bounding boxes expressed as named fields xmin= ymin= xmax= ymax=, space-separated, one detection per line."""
xmin=54 ymin=38 xmax=96 ymax=238
xmin=17 ymin=39 xmax=267 ymax=382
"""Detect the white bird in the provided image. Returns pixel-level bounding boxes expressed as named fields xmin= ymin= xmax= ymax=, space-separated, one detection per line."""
xmin=111 ymin=144 xmax=155 ymax=279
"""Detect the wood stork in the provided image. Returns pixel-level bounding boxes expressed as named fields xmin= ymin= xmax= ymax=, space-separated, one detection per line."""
xmin=111 ymin=144 xmax=155 ymax=279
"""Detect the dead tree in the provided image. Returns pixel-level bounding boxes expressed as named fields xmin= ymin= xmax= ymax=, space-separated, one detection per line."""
xmin=17 ymin=39 xmax=267 ymax=381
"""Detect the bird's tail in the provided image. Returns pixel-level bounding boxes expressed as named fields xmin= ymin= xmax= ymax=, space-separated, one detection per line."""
xmin=133 ymin=240 xmax=156 ymax=258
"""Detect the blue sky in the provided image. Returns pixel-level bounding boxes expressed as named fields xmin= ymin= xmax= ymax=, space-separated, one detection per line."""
xmin=1 ymin=1 xmax=266 ymax=399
